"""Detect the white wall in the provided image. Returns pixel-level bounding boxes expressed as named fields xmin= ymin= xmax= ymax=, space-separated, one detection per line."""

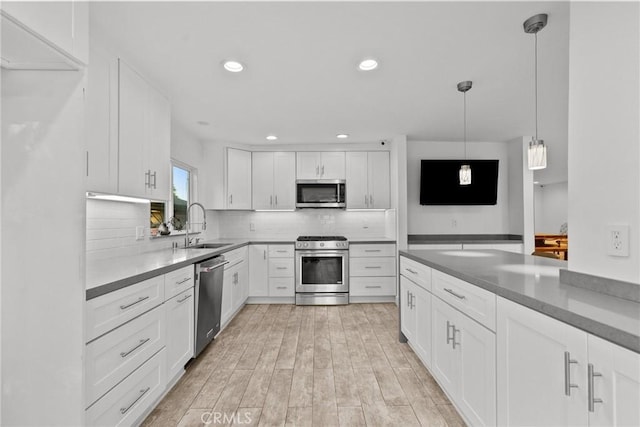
xmin=567 ymin=2 xmax=640 ymax=283
xmin=534 ymin=182 xmax=568 ymax=234
xmin=2 ymin=70 xmax=86 ymax=425
xmin=407 ymin=140 xmax=510 ymax=235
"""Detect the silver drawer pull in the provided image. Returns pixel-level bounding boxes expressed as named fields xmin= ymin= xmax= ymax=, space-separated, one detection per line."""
xmin=120 ymin=387 xmax=151 ymax=414
xmin=452 ymin=326 xmax=460 ymax=349
xmin=444 ymin=288 xmax=466 ymax=300
xmin=446 ymin=321 xmax=454 ymax=345
xmin=365 ymin=266 xmax=382 ymax=269
xmin=365 ymin=285 xmax=382 ymax=289
xmin=406 ymin=268 xmax=418 ymax=274
xmin=365 ymin=249 xmax=381 ymax=252
xmin=176 ymin=277 xmax=191 ymax=284
xmin=276 ymin=286 xmax=287 ymax=290
xmin=119 ymin=296 xmax=149 ymax=310
xmin=564 ymin=351 xmax=579 ymax=396
xmin=276 ymin=267 xmax=287 ymax=270
xmin=120 ymin=338 xmax=150 ymax=358
xmin=588 ymin=363 xmax=603 ymax=411
xmin=276 ymin=250 xmax=288 ymax=253
xmin=177 ymin=294 xmax=192 ymax=303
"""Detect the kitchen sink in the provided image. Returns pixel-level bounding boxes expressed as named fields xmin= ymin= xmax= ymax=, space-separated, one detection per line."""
xmin=188 ymin=243 xmax=232 ymax=249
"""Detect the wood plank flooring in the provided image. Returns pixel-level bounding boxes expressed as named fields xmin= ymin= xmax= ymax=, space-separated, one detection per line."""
xmin=143 ymin=304 xmax=465 ymax=427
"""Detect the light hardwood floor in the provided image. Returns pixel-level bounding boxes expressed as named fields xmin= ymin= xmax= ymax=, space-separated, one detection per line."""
xmin=143 ymin=303 xmax=465 ymax=426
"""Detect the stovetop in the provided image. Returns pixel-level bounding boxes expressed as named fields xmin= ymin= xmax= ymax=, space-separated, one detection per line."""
xmin=295 ymin=235 xmax=349 ymax=250
xmin=296 ymin=236 xmax=348 ymax=242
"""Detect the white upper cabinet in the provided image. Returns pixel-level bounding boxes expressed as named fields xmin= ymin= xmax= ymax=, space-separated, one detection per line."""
xmin=226 ymin=148 xmax=252 ymax=209
xmin=118 ymin=59 xmax=171 ymax=200
xmin=345 ymin=151 xmax=390 ymax=209
xmin=252 ymin=152 xmax=295 ymax=210
xmin=1 ymin=0 xmax=88 ymax=69
xmin=296 ymin=152 xmax=345 ymax=180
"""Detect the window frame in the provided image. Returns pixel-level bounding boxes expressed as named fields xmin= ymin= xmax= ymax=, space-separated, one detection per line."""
xmin=169 ymin=159 xmax=198 ymax=233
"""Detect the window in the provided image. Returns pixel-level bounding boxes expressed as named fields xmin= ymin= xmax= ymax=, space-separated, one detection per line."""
xmin=149 ymin=161 xmax=196 ymax=235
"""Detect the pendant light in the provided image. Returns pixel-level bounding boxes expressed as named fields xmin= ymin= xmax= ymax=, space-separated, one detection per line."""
xmin=524 ymin=13 xmax=548 ymax=170
xmin=457 ymin=80 xmax=472 ymax=185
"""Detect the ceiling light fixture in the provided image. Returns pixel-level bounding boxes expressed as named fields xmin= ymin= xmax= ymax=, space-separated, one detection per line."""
xmin=524 ymin=13 xmax=548 ymax=170
xmin=196 ymin=121 xmax=210 ymax=126
xmin=336 ymin=134 xmax=349 ymax=139
xmin=266 ymin=135 xmax=278 ymax=141
xmin=358 ymin=59 xmax=378 ymax=71
xmin=223 ymin=60 xmax=244 ymax=73
xmin=457 ymin=80 xmax=473 ymax=186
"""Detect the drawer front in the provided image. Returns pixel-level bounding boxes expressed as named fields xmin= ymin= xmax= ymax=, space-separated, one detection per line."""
xmin=350 ymin=257 xmax=396 ymax=277
xmin=269 ymin=258 xmax=294 ymax=278
xmin=399 ymin=257 xmax=432 ymax=291
xmin=85 ymin=305 xmax=165 ymax=406
xmin=86 ymin=275 xmax=164 ymax=342
xmin=350 ymin=243 xmax=396 ymax=258
xmin=432 ymin=270 xmax=496 ymax=331
xmin=350 ymin=276 xmax=396 ymax=296
xmin=86 ymin=348 xmax=167 ymax=427
xmin=223 ymin=246 xmax=248 ymax=266
xmin=268 ymin=244 xmax=294 ymax=258
xmin=164 ymin=265 xmax=194 ymax=300
xmin=269 ymin=277 xmax=295 ymax=297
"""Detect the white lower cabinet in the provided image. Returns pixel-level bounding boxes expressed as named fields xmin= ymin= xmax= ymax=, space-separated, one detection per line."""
xmin=165 ymin=287 xmax=194 ymax=383
xmin=249 ymin=244 xmax=269 ymax=297
xmin=400 ymin=277 xmax=417 ymax=344
xmin=248 ymin=244 xmax=295 ymax=299
xmin=86 ymin=348 xmax=167 ymax=427
xmin=349 ymin=243 xmax=397 ymax=298
xmin=400 ymin=276 xmax=432 ymax=367
xmin=221 ymin=246 xmax=249 ymax=325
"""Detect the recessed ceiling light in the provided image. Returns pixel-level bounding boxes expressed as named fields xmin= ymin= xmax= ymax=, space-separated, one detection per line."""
xmin=533 ymin=181 xmax=540 ymax=184
xmin=336 ymin=134 xmax=349 ymax=139
xmin=358 ymin=58 xmax=378 ymax=71
xmin=196 ymin=121 xmax=210 ymax=126
xmin=266 ymin=135 xmax=278 ymax=141
xmin=223 ymin=60 xmax=244 ymax=73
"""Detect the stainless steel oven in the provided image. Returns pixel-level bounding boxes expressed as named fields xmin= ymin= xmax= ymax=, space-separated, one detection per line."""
xmin=295 ymin=236 xmax=349 ymax=305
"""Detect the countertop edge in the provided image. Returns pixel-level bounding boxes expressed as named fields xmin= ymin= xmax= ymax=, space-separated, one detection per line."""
xmin=399 ymin=250 xmax=640 ymax=354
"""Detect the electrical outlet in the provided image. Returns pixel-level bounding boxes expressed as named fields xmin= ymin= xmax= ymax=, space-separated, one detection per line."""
xmin=451 ymin=219 xmax=458 ymax=228
xmin=249 ymin=222 xmax=255 ymax=231
xmin=135 ymin=226 xmax=145 ymax=240
xmin=607 ymin=225 xmax=629 ymax=257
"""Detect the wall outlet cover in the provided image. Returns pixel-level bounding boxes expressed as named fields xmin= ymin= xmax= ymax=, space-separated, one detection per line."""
xmin=136 ymin=226 xmax=145 ymax=241
xmin=606 ymin=224 xmax=629 ymax=257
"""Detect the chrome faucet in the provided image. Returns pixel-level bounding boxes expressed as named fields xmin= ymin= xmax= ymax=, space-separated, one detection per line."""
xmin=185 ymin=202 xmax=207 ymax=247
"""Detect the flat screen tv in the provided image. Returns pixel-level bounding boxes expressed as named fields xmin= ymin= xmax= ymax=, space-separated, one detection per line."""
xmin=420 ymin=159 xmax=499 ymax=205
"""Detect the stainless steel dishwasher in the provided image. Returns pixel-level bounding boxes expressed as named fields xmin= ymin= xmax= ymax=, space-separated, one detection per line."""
xmin=194 ymin=255 xmax=228 ymax=357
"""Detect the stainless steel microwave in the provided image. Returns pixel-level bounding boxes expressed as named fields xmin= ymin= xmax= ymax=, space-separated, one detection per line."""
xmin=296 ymin=180 xmax=346 ymax=208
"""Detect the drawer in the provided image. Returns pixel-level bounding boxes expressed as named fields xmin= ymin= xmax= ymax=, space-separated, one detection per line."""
xmin=350 ymin=257 xmax=396 ymax=277
xmin=85 ymin=305 xmax=165 ymax=406
xmin=350 ymin=243 xmax=396 ymax=258
xmin=223 ymin=246 xmax=248 ymax=267
xmin=164 ymin=265 xmax=194 ymax=300
xmin=86 ymin=348 xmax=167 ymax=427
xmin=269 ymin=277 xmax=295 ymax=297
xmin=432 ymin=270 xmax=496 ymax=331
xmin=269 ymin=258 xmax=294 ymax=278
xmin=268 ymin=244 xmax=294 ymax=258
xmin=350 ymin=277 xmax=396 ymax=296
xmin=399 ymin=257 xmax=432 ymax=291
xmin=86 ymin=275 xmax=164 ymax=342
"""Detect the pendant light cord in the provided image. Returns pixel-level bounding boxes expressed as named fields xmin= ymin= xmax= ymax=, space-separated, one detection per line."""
xmin=534 ymin=32 xmax=538 ymax=142
xmin=463 ymin=91 xmax=467 ymax=159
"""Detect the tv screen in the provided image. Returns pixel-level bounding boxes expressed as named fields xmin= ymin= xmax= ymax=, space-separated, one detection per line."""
xmin=420 ymin=159 xmax=499 ymax=205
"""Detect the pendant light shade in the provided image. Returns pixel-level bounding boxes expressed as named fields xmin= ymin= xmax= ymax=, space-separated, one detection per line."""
xmin=457 ymin=80 xmax=472 ymax=185
xmin=524 ymin=13 xmax=548 ymax=171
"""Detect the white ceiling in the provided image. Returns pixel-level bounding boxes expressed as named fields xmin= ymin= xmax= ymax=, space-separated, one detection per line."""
xmin=90 ymin=1 xmax=570 ymax=184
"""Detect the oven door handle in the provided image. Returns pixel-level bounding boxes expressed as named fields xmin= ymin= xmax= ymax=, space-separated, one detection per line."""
xmin=296 ymin=251 xmax=348 ymax=257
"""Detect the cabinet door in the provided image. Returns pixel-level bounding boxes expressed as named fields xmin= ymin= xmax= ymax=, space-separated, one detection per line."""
xmin=86 ymin=42 xmax=118 ymax=193
xmin=221 ymin=267 xmax=235 ymax=326
xmin=345 ymin=152 xmax=368 ymax=209
xmin=249 ymin=245 xmax=269 ymax=297
xmin=319 ymin=152 xmax=345 ymax=179
xmin=145 ymin=86 xmax=170 ymax=200
xmin=497 ymin=297 xmax=588 ymax=427
xmin=413 ymin=284 xmax=432 ymax=368
xmin=587 ymin=335 xmax=640 ymax=427
xmin=227 ymin=148 xmax=252 ymax=209
xmin=458 ymin=312 xmax=496 ymax=427
xmin=235 ymin=261 xmax=249 ymax=310
xmin=118 ymin=60 xmax=147 ymax=198
xmin=165 ymin=288 xmax=194 ymax=382
xmin=368 ymin=151 xmax=390 ymax=209
xmin=400 ymin=277 xmax=415 ymax=343
xmin=252 ymin=152 xmax=274 ymax=210
xmin=296 ymin=152 xmax=321 ymax=179
xmin=431 ymin=296 xmax=459 ymax=396
xmin=273 ymin=152 xmax=296 ymax=210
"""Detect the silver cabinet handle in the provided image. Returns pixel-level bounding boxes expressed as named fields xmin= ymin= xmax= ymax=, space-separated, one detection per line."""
xmin=151 ymin=171 xmax=157 ymax=189
xmin=365 ymin=249 xmax=381 ymax=253
xmin=406 ymin=268 xmax=418 ymax=275
xmin=276 ymin=286 xmax=287 ymax=290
xmin=321 ymin=165 xmax=325 ymax=176
xmin=406 ymin=290 xmax=410 ymax=307
xmin=276 ymin=267 xmax=287 ymax=270
xmin=446 ymin=321 xmax=454 ymax=345
xmin=275 ymin=195 xmax=278 ymax=206
xmin=176 ymin=277 xmax=191 ymax=285
xmin=444 ymin=288 xmax=466 ymax=300
xmin=270 ymin=195 xmax=273 ymax=206
xmin=564 ymin=351 xmax=579 ymax=396
xmin=316 ymin=165 xmax=319 ymax=176
xmin=365 ymin=285 xmax=382 ymax=289
xmin=410 ymin=293 xmax=415 ymax=309
xmin=177 ymin=294 xmax=192 ymax=303
xmin=365 ymin=194 xmax=368 ymax=207
xmin=144 ymin=170 xmax=150 ymax=188
xmin=263 ymin=250 xmax=267 ymax=260
xmin=229 ymin=194 xmax=233 ymax=205
xmin=452 ymin=325 xmax=460 ymax=349
xmin=119 ymin=296 xmax=149 ymax=310
xmin=369 ymin=194 xmax=374 ymax=206
xmin=276 ymin=250 xmax=287 ymax=253
xmin=120 ymin=387 xmax=150 ymax=414
xmin=120 ymin=338 xmax=150 ymax=358
xmin=365 ymin=266 xmax=382 ymax=269
xmin=588 ymin=363 xmax=603 ymax=411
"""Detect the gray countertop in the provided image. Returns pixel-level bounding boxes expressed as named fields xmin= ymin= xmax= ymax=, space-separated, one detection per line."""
xmin=400 ymin=249 xmax=640 ymax=353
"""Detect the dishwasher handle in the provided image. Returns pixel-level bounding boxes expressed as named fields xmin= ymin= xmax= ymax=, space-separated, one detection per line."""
xmin=200 ymin=260 xmax=229 ymax=273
